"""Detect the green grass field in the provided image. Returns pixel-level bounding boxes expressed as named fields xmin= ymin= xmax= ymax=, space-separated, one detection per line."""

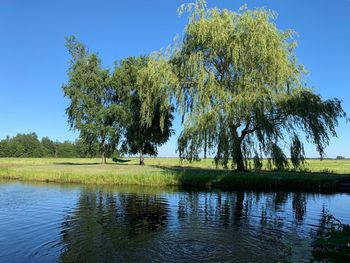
xmin=1 ymin=157 xmax=350 ymax=191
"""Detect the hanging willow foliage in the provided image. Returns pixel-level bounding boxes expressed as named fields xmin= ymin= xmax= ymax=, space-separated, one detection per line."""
xmin=137 ymin=1 xmax=347 ymax=171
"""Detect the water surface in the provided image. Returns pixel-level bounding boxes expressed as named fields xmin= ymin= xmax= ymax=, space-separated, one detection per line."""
xmin=0 ymin=181 xmax=349 ymax=262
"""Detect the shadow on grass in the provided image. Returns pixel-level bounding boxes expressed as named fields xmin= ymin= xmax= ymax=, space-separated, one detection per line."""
xmin=150 ymin=164 xmax=350 ymax=193
xmin=54 ymin=162 xmax=128 ymax=166
xmin=48 ymin=161 xmax=350 ymax=192
xmin=53 ymin=162 xmax=102 ymax=166
xmin=54 ymin=159 xmax=132 ymax=166
xmin=112 ymin=158 xmax=131 ymax=163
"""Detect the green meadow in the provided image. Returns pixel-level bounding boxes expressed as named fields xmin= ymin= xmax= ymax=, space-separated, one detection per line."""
xmin=1 ymin=157 xmax=349 ymax=191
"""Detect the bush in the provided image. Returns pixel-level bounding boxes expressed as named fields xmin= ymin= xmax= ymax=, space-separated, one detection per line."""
xmin=336 ymin=156 xmax=346 ymax=160
xmin=313 ymin=214 xmax=350 ymax=262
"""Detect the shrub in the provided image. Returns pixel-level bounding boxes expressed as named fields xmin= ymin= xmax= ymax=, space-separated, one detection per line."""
xmin=336 ymin=156 xmax=346 ymax=160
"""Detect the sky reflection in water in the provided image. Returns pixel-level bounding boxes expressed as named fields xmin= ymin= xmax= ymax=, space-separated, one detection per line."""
xmin=0 ymin=182 xmax=349 ymax=263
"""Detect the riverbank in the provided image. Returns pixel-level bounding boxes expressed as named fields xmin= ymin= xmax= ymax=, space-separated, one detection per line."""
xmin=1 ymin=158 xmax=350 ymax=192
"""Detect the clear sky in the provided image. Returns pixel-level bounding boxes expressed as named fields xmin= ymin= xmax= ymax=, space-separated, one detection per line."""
xmin=0 ymin=0 xmax=349 ymax=158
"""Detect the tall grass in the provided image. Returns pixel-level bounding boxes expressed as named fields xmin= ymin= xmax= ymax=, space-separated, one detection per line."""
xmin=0 ymin=158 xmax=349 ymax=191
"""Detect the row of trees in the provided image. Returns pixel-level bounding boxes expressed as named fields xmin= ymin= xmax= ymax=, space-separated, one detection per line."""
xmin=0 ymin=133 xmax=99 ymax=158
xmin=63 ymin=40 xmax=174 ymax=165
xmin=63 ymin=0 xmax=346 ymax=170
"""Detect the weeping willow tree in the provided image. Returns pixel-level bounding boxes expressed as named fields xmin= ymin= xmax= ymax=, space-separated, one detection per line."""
xmin=139 ymin=1 xmax=346 ymax=171
xmin=112 ymin=56 xmax=174 ymax=165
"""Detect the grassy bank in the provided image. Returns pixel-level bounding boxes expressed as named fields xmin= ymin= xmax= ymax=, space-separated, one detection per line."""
xmin=1 ymin=158 xmax=350 ymax=191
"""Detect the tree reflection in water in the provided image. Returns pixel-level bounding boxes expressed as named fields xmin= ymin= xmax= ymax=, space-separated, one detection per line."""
xmin=58 ymin=188 xmax=333 ymax=262
xmin=292 ymin=193 xmax=307 ymax=222
xmin=59 ymin=190 xmax=169 ymax=262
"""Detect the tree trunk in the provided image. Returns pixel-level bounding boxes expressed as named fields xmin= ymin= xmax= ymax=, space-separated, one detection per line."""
xmin=232 ymin=135 xmax=245 ymax=172
xmin=204 ymin=131 xmax=207 ymax=159
xmin=235 ymin=145 xmax=245 ymax=171
xmin=101 ymin=151 xmax=107 ymax=164
xmin=101 ymin=143 xmax=107 ymax=165
xmin=139 ymin=149 xmax=145 ymax=165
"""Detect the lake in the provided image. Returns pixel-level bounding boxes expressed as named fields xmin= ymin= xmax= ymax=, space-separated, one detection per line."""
xmin=0 ymin=181 xmax=349 ymax=262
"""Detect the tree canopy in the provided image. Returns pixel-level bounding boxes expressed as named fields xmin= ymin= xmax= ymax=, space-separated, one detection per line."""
xmin=59 ymin=1 xmax=346 ymax=169
xmin=112 ymin=56 xmax=174 ymax=165
xmin=0 ymin=133 xmax=95 ymax=158
xmin=62 ymin=38 xmax=175 ymax=165
xmin=138 ymin=0 xmax=346 ymax=171
xmin=63 ymin=36 xmax=127 ymax=164
xmin=0 ymin=133 xmax=44 ymax=157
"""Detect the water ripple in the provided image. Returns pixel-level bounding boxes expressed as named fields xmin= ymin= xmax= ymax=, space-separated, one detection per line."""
xmin=0 ymin=182 xmax=350 ymax=262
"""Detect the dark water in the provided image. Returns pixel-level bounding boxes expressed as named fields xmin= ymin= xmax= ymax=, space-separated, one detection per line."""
xmin=0 ymin=182 xmax=349 ymax=263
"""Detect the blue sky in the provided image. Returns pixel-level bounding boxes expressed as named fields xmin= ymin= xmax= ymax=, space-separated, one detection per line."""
xmin=0 ymin=0 xmax=349 ymax=158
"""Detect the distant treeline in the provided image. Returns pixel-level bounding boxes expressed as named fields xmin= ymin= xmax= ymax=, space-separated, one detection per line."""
xmin=0 ymin=133 xmax=99 ymax=158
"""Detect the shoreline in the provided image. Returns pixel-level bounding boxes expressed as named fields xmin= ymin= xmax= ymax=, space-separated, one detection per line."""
xmin=1 ymin=161 xmax=350 ymax=193
xmin=1 ymin=158 xmax=350 ymax=192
